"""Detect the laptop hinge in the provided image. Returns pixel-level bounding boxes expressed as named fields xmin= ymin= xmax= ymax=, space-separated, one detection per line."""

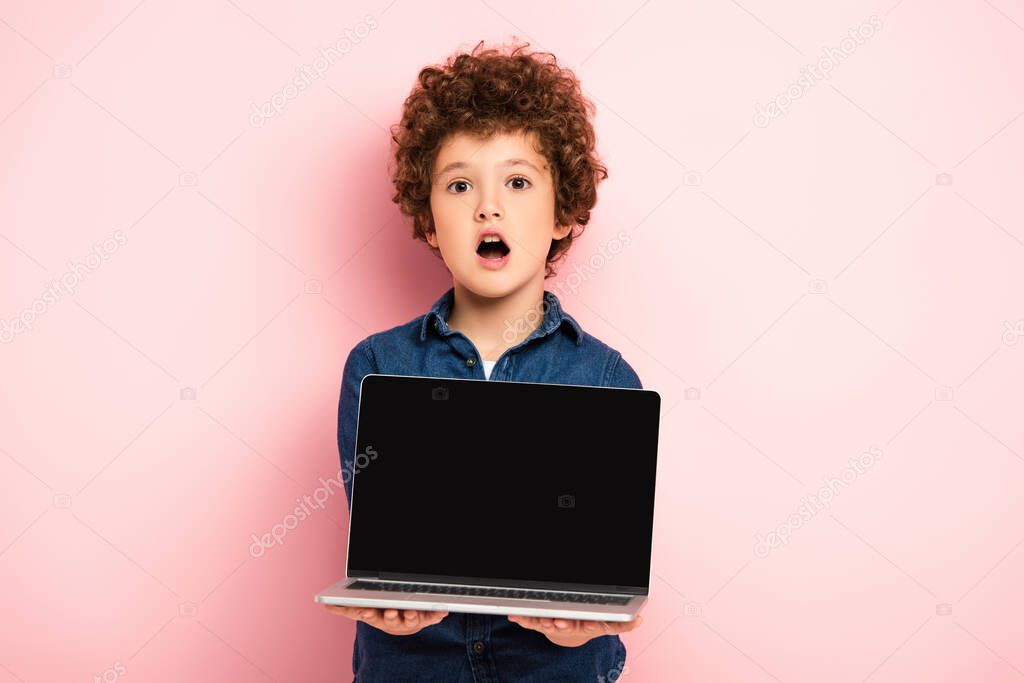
xmin=364 ymin=577 xmax=631 ymax=597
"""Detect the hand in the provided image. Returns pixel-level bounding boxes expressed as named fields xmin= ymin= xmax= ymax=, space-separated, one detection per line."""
xmin=507 ymin=613 xmax=644 ymax=648
xmin=324 ymin=605 xmax=448 ymax=636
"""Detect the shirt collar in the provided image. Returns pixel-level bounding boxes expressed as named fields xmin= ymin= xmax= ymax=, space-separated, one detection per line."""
xmin=419 ymin=286 xmax=584 ymax=346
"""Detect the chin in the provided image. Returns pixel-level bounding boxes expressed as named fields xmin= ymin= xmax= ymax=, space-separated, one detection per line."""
xmin=460 ymin=279 xmax=515 ymax=299
xmin=455 ymin=271 xmax=524 ymax=299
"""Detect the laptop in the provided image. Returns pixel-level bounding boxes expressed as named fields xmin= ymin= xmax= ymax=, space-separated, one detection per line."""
xmin=314 ymin=373 xmax=661 ymax=622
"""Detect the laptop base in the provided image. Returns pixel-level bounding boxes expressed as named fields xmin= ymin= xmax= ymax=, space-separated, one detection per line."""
xmin=315 ymin=578 xmax=645 ymax=622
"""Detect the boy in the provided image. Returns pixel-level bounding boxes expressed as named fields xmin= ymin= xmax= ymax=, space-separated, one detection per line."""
xmin=325 ymin=40 xmax=645 ymax=682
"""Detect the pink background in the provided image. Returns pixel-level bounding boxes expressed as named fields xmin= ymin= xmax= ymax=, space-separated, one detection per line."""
xmin=2 ymin=1 xmax=1023 ymax=681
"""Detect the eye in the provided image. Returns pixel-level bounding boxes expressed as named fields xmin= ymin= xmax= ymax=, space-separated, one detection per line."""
xmin=445 ymin=177 xmax=532 ymax=193
xmin=508 ymin=176 xmax=531 ymax=190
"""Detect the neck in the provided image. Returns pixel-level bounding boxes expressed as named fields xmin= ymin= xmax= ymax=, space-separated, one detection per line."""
xmin=446 ymin=278 xmax=547 ymax=361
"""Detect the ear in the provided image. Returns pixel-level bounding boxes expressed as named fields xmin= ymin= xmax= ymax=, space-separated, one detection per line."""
xmin=425 ymin=229 xmax=438 ymax=248
xmin=553 ymin=223 xmax=572 ymax=241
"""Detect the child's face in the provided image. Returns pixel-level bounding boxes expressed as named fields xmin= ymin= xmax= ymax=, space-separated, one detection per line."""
xmin=427 ymin=130 xmax=570 ymax=298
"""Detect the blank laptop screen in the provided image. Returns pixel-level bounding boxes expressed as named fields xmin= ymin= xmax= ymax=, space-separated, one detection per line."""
xmin=346 ymin=374 xmax=660 ymax=592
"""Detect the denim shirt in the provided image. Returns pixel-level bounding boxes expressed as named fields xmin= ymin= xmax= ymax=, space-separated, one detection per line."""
xmin=337 ymin=286 xmax=643 ymax=683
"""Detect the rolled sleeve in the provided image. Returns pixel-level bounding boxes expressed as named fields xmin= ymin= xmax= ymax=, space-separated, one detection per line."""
xmin=603 ymin=351 xmax=643 ymax=389
xmin=337 ymin=336 xmax=377 ymax=511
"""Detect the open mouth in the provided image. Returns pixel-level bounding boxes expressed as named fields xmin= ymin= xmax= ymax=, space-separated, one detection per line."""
xmin=476 ymin=235 xmax=511 ymax=260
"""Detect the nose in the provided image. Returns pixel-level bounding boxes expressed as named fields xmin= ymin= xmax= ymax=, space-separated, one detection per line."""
xmin=476 ymin=192 xmax=502 ymax=221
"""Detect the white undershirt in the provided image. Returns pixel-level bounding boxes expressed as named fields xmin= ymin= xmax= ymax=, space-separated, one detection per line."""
xmin=481 ymin=359 xmax=497 ymax=380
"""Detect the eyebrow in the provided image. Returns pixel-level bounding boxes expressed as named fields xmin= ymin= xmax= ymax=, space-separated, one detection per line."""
xmin=434 ymin=158 xmax=544 ymax=178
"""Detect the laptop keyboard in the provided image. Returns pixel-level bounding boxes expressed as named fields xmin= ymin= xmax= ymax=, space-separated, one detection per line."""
xmin=348 ymin=580 xmax=631 ymax=605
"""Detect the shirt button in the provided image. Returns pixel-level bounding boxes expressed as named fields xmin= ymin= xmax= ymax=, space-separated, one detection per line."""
xmin=466 ymin=358 xmax=476 ymax=367
xmin=472 ymin=641 xmax=485 ymax=654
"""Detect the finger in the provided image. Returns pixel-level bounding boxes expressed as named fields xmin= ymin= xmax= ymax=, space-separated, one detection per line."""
xmin=359 ymin=609 xmax=384 ymax=626
xmin=326 ymin=605 xmax=367 ymax=620
xmin=625 ymin=615 xmax=644 ymax=630
xmin=553 ymin=618 xmax=575 ymax=631
xmin=509 ymin=615 xmax=539 ymax=630
xmin=403 ymin=610 xmax=420 ymax=627
xmin=382 ymin=609 xmax=400 ymax=623
xmin=539 ymin=618 xmax=555 ymax=631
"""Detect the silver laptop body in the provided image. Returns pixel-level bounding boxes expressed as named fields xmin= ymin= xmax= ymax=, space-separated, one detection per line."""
xmin=315 ymin=373 xmax=661 ymax=622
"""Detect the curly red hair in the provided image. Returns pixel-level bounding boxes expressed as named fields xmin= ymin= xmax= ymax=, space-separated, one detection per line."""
xmin=388 ymin=39 xmax=608 ymax=279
